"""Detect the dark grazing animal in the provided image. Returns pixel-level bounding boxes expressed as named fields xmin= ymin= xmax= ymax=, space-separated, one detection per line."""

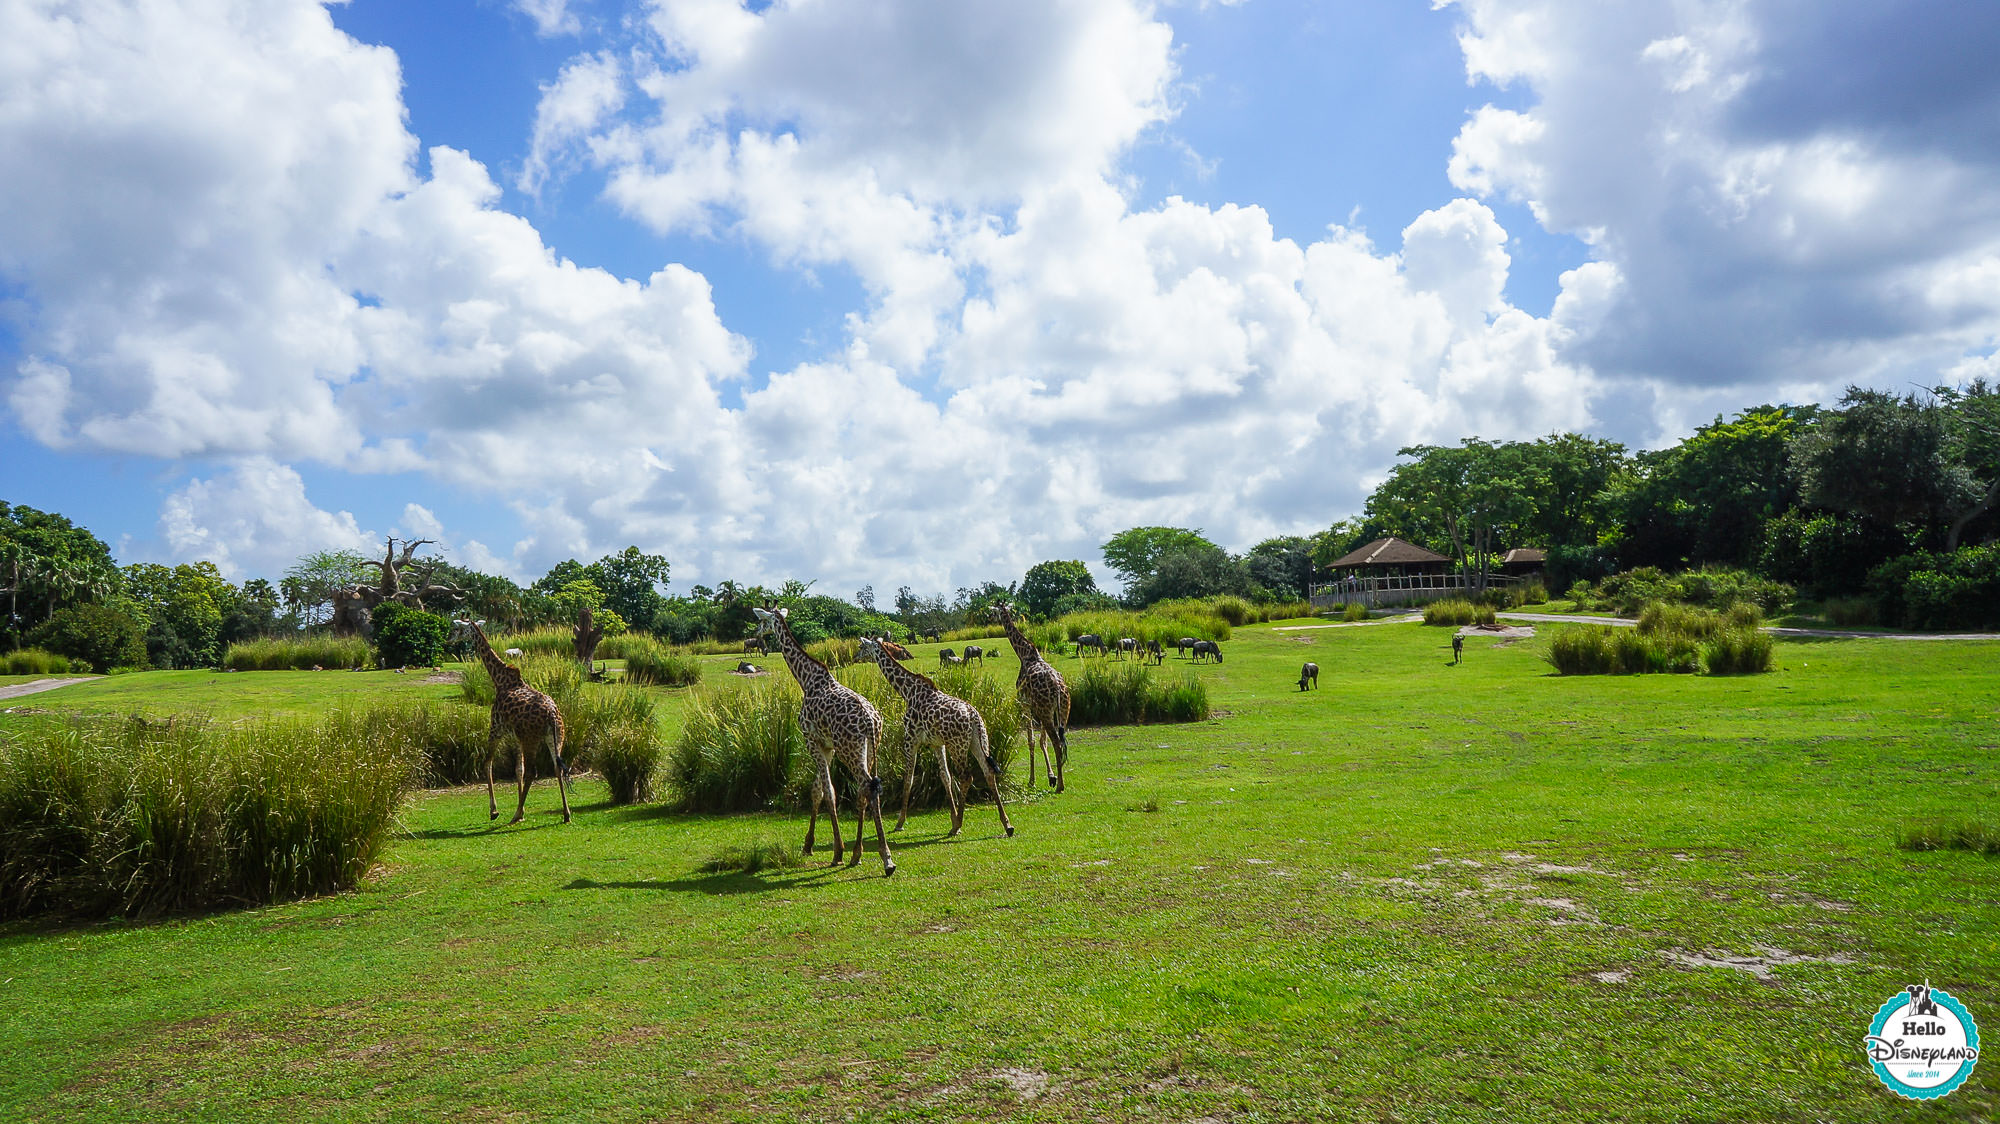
xmin=1176 ymin=636 xmax=1198 ymax=659
xmin=1075 ymin=633 xmax=1106 ymax=657
xmin=1451 ymin=634 xmax=1464 ymax=663
xmin=939 ymin=648 xmax=957 ymax=667
xmin=1146 ymin=639 xmax=1164 ymax=664
xmin=1117 ymin=637 xmax=1139 ymax=659
xmin=962 ymin=644 xmax=985 ymax=667
xmin=1298 ymin=662 xmax=1318 ymax=690
xmin=1191 ymin=639 xmax=1222 ymax=663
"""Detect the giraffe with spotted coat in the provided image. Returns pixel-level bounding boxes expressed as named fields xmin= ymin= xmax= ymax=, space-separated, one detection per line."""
xmin=861 ymin=636 xmax=1015 ymax=838
xmin=993 ymin=601 xmax=1071 ymax=792
xmin=753 ymin=607 xmax=896 ymax=876
xmin=469 ymin=622 xmax=571 ymax=824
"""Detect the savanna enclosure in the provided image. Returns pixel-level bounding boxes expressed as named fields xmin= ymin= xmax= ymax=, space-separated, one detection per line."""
xmin=1 ymin=615 xmax=1993 ymax=1122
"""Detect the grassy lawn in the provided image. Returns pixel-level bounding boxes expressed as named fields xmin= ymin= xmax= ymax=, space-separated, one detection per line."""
xmin=2 ymin=622 xmax=1994 ymax=1121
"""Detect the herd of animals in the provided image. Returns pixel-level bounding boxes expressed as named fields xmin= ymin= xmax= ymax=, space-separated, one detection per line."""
xmin=461 ymin=603 xmax=1339 ymax=878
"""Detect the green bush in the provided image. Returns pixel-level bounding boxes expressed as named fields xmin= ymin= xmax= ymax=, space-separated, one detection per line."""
xmin=27 ymin=602 xmax=148 ymax=673
xmin=1822 ymin=597 xmax=1879 ymax=627
xmin=1702 ymin=629 xmax=1775 ymax=675
xmin=1067 ymin=662 xmax=1211 ymax=726
xmin=488 ymin=627 xmax=574 ymax=659
xmin=372 ymin=603 xmax=450 ymax=668
xmin=1895 ymin=817 xmax=2000 ymax=855
xmin=602 ymin=633 xmax=702 ymax=687
xmin=1547 ymin=609 xmax=1769 ymax=677
xmin=0 ymin=713 xmax=414 ymax=919
xmin=1868 ymin=546 xmax=2000 ymax=630
xmin=0 ymin=648 xmax=76 ymax=675
xmin=1570 ymin=567 xmax=1792 ymax=616
xmin=803 ymin=637 xmax=859 ymax=667
xmin=1423 ymin=600 xmax=1495 ymax=627
xmin=222 ymin=635 xmax=371 ymax=671
xmin=1341 ymin=603 xmax=1370 ymax=622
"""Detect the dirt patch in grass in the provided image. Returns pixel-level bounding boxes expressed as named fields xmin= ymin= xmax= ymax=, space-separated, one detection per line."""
xmin=1661 ymin=945 xmax=1856 ymax=980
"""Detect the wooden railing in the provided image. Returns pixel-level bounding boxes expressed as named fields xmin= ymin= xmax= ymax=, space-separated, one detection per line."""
xmin=1310 ymin=572 xmax=1522 ymax=609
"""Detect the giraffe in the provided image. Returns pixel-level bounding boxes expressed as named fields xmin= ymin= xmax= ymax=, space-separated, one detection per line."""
xmin=861 ymin=636 xmax=1015 ymax=838
xmin=469 ymin=622 xmax=571 ymax=824
xmin=993 ymin=601 xmax=1071 ymax=792
xmin=752 ymin=607 xmax=896 ymax=876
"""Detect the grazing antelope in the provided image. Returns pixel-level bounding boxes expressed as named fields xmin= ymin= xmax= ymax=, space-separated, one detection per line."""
xmin=939 ymin=647 xmax=957 ymax=667
xmin=1298 ymin=662 xmax=1319 ymax=690
xmin=1146 ymin=639 xmax=1164 ymax=664
xmin=961 ymin=644 xmax=986 ymax=667
xmin=1117 ymin=637 xmax=1139 ymax=660
xmin=1176 ymin=637 xmax=1198 ymax=659
xmin=1075 ymin=633 xmax=1106 ymax=657
xmin=1191 ymin=639 xmax=1223 ymax=663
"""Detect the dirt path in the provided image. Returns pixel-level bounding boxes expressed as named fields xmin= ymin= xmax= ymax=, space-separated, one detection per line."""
xmin=0 ymin=676 xmax=103 ymax=701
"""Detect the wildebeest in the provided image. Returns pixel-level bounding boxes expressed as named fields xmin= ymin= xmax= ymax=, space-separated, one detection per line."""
xmin=1117 ymin=637 xmax=1140 ymax=659
xmin=1176 ymin=636 xmax=1198 ymax=659
xmin=939 ymin=648 xmax=957 ymax=667
xmin=920 ymin=626 xmax=942 ymax=644
xmin=744 ymin=637 xmax=767 ymax=655
xmin=1298 ymin=661 xmax=1318 ymax=690
xmin=1451 ymin=634 xmax=1464 ymax=664
xmin=1191 ymin=639 xmax=1222 ymax=663
xmin=1146 ymin=639 xmax=1164 ymax=664
xmin=1075 ymin=633 xmax=1106 ymax=657
xmin=962 ymin=644 xmax=986 ymax=667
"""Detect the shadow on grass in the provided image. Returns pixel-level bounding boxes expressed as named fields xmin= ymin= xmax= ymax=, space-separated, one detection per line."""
xmin=403 ymin=816 xmax=571 ymax=840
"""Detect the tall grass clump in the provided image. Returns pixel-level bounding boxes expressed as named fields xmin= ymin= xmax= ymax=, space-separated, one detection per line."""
xmin=1894 ymin=817 xmax=2000 ymax=855
xmin=1067 ymin=662 xmax=1211 ymax=726
xmin=1423 ymin=600 xmax=1496 ymax=627
xmin=222 ymin=635 xmax=371 ymax=671
xmin=1702 ymin=628 xmax=1775 ymax=675
xmin=0 ymin=648 xmax=76 ymax=675
xmin=1256 ymin=599 xmax=1318 ymax=623
xmin=601 ymin=633 xmax=702 ymax=687
xmin=667 ymin=678 xmax=806 ymax=812
xmin=941 ymin=624 xmax=1008 ymax=643
xmin=489 ymin=627 xmax=575 ymax=659
xmin=1547 ymin=602 xmax=1772 ymax=676
xmin=804 ymin=637 xmax=860 ymax=667
xmin=0 ymin=714 xmax=414 ymax=919
xmin=1569 ymin=567 xmax=1793 ymax=616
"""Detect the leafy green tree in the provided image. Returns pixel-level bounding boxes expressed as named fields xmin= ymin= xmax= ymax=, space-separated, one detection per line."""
xmin=1244 ymin=537 xmax=1316 ymax=600
xmin=547 ymin=578 xmax=627 ymax=635
xmin=1939 ymin=379 xmax=2000 ymax=549
xmin=1792 ymin=389 xmax=1972 ymax=547
xmin=1516 ymin=433 xmax=1628 ymax=549
xmin=123 ymin=561 xmax=231 ymax=667
xmin=1127 ymin=544 xmax=1253 ymax=605
xmin=282 ymin=549 xmax=369 ymax=627
xmin=0 ymin=502 xmax=122 ymax=645
xmin=1018 ymin=560 xmax=1098 ymax=619
xmin=1101 ymin=527 xmax=1220 ymax=594
xmin=1367 ymin=441 xmax=1535 ymax=592
xmin=1617 ymin=405 xmax=1814 ymax=569
xmin=27 ymin=602 xmax=148 ymax=672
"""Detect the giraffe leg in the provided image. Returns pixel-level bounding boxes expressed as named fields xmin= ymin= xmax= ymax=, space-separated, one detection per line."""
xmin=1023 ymin=725 xmax=1040 ymax=789
xmin=547 ymin=730 xmax=571 ymax=823
xmin=510 ymin=734 xmax=530 ymax=824
xmin=895 ymin=736 xmax=918 ymax=832
xmin=485 ymin=724 xmax=501 ymax=821
xmin=937 ymin=744 xmax=962 ymax=836
xmin=975 ymin=728 xmax=1013 ymax=837
xmin=867 ymin=774 xmax=895 ymax=878
xmin=821 ymin=755 xmax=845 ymax=866
xmin=803 ymin=766 xmax=823 ymax=856
xmin=1042 ymin=718 xmax=1059 ymax=788
xmin=1052 ymin=722 xmax=1068 ymax=793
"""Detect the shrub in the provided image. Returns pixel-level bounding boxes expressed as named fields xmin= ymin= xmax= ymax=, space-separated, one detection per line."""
xmin=602 ymin=633 xmax=702 ymax=687
xmin=1868 ymin=546 xmax=2000 ymax=631
xmin=0 ymin=648 xmax=75 ymax=675
xmin=1423 ymin=600 xmax=1495 ymax=627
xmin=1506 ymin=581 xmax=1548 ymax=608
xmin=371 ymin=604 xmax=450 ymax=669
xmin=222 ymin=634 xmax=371 ymax=671
xmin=1341 ymin=603 xmax=1369 ymax=622
xmin=804 ymin=637 xmax=859 ymax=667
xmin=699 ymin=838 xmax=806 ymax=874
xmin=488 ymin=627 xmax=574 ymax=659
xmin=1822 ymin=597 xmax=1879 ymax=628
xmin=1547 ymin=609 xmax=1769 ymax=676
xmin=26 ymin=602 xmax=148 ymax=673
xmin=1067 ymin=662 xmax=1211 ymax=726
xmin=1206 ymin=595 xmax=1254 ymax=627
xmin=941 ymin=624 xmax=1008 ymax=643
xmin=1573 ymin=567 xmax=1792 ymax=616
xmin=0 ymin=713 xmax=414 ymax=919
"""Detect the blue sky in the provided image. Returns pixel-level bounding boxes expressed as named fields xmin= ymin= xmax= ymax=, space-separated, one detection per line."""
xmin=2 ymin=0 xmax=1996 ymax=594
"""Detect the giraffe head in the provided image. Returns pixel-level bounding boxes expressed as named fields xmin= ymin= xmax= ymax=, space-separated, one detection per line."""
xmin=878 ymin=638 xmax=913 ymax=661
xmin=858 ymin=635 xmax=882 ymax=662
xmin=750 ymin=606 xmax=786 ymax=649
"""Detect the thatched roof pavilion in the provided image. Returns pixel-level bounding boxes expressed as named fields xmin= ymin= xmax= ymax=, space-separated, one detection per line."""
xmin=1326 ymin=537 xmax=1450 ymax=574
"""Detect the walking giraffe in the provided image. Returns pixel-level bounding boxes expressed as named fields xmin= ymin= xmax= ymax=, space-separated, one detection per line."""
xmin=469 ymin=622 xmax=571 ymax=824
xmin=993 ymin=601 xmax=1071 ymax=792
xmin=752 ymin=607 xmax=896 ymax=876
xmin=861 ymin=637 xmax=1015 ymax=837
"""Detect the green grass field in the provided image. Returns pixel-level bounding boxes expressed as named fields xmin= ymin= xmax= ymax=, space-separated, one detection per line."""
xmin=2 ymin=620 xmax=1994 ymax=1121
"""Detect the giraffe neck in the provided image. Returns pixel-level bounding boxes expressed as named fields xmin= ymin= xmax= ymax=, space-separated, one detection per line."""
xmin=998 ymin=609 xmax=1041 ymax=667
xmin=770 ymin=617 xmax=833 ymax=693
xmin=470 ymin=629 xmax=520 ymax=686
xmin=868 ymin=643 xmax=935 ymax=701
